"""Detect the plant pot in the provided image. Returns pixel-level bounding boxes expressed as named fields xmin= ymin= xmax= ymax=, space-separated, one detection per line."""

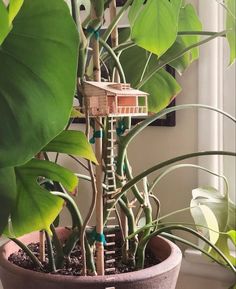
xmin=0 ymin=228 xmax=182 ymax=289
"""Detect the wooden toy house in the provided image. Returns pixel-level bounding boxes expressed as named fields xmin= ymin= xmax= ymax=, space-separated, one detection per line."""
xmin=83 ymin=81 xmax=148 ymax=117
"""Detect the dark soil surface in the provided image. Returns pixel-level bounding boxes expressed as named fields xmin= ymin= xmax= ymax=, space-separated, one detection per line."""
xmin=8 ymin=239 xmax=160 ymax=276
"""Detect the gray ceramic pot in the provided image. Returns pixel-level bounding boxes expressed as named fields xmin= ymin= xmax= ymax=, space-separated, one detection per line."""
xmin=0 ymin=228 xmax=182 ymax=289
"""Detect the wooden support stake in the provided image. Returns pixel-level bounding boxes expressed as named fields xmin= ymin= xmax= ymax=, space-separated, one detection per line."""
xmin=109 ymin=0 xmax=120 ymax=83
xmin=90 ymin=6 xmax=105 ymax=276
xmin=39 ymin=230 xmax=45 ymax=262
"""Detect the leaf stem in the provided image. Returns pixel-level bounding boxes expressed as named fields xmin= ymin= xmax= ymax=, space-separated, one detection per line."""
xmin=45 ymin=231 xmax=56 ymax=272
xmin=10 ymin=238 xmax=44 ymax=270
xmin=137 ymin=30 xmax=228 ymax=89
xmin=99 ymin=38 xmax=126 ymax=83
xmin=102 ymin=0 xmax=133 ymax=42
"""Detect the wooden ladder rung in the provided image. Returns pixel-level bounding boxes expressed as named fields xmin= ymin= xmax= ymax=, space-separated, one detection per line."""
xmin=105 ymin=268 xmax=116 ymax=272
xmin=107 ymin=208 xmax=116 ymax=211
xmin=106 ymin=224 xmax=116 ymax=229
xmin=106 ymin=192 xmax=115 ymax=196
xmin=107 ymin=155 xmax=115 ymax=159
xmin=106 ymin=167 xmax=115 ymax=171
xmin=106 ymin=199 xmax=115 ymax=203
xmin=105 ymin=259 xmax=116 ymax=264
xmin=106 ymin=234 xmax=116 ymax=238
xmin=107 ymin=217 xmax=116 ymax=221
xmin=106 ymin=242 xmax=115 ymax=246
xmin=105 ymin=250 xmax=116 ymax=255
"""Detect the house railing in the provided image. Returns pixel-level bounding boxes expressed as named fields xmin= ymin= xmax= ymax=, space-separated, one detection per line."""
xmin=116 ymin=106 xmax=147 ymax=114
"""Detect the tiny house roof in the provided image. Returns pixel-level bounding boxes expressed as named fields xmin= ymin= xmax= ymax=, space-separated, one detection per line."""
xmin=84 ymin=81 xmax=148 ymax=97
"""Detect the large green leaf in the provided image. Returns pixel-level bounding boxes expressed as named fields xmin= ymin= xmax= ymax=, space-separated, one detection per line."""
xmin=8 ymin=0 xmax=24 ymax=23
xmin=43 ymin=130 xmax=98 ymax=164
xmin=130 ymin=0 xmax=182 ymax=56
xmin=0 ymin=0 xmax=79 ymax=168
xmin=226 ymin=0 xmax=236 ymax=64
xmin=128 ymin=0 xmax=144 ymax=26
xmin=0 ymin=167 xmax=17 ymax=234
xmin=141 ymin=68 xmax=181 ymax=112
xmin=0 ymin=0 xmax=10 ymax=45
xmin=4 ymin=159 xmax=78 ymax=237
xmin=159 ymin=37 xmax=191 ymax=75
xmin=120 ymin=45 xmax=181 ymax=112
xmin=178 ymin=3 xmax=202 ymax=62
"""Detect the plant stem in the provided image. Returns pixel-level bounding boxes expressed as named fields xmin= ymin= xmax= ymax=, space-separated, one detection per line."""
xmin=121 ymin=151 xmax=236 ymax=196
xmin=145 ymin=225 xmax=236 ymax=273
xmin=45 ymin=231 xmax=56 ymax=272
xmin=123 ymin=104 xmax=236 ymax=147
xmin=102 ymin=0 xmax=133 ymax=42
xmin=178 ymin=30 xmax=226 ymax=36
xmin=161 ymin=232 xmax=234 ymax=270
xmin=50 ymin=225 xmax=64 ymax=269
xmin=140 ymin=52 xmax=152 ymax=82
xmin=99 ymin=38 xmax=126 ymax=83
xmin=10 ymin=238 xmax=44 ymax=270
xmin=137 ymin=30 xmax=228 ymax=89
xmin=149 ymin=163 xmax=229 ymax=194
xmin=51 ymin=191 xmax=96 ymax=274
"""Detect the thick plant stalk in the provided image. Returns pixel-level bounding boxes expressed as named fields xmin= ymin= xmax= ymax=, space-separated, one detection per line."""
xmin=51 ymin=191 xmax=96 ymax=274
xmin=137 ymin=225 xmax=236 ymax=273
xmin=45 ymin=231 xmax=56 ymax=272
xmin=10 ymin=238 xmax=43 ymax=270
xmin=104 ymin=150 xmax=236 ymax=218
xmin=50 ymin=225 xmax=64 ymax=269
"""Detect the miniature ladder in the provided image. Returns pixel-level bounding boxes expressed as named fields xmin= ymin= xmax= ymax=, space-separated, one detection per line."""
xmin=104 ymin=117 xmax=117 ymax=274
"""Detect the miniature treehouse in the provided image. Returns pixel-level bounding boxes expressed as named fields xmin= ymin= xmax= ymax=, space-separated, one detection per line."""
xmin=83 ymin=81 xmax=148 ymax=117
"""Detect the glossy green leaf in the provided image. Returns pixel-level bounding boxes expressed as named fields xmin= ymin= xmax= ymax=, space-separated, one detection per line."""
xmin=120 ymin=45 xmax=181 ymax=112
xmin=43 ymin=130 xmax=98 ymax=164
xmin=4 ymin=159 xmax=78 ymax=237
xmin=0 ymin=0 xmax=79 ymax=168
xmin=178 ymin=3 xmax=202 ymax=62
xmin=0 ymin=0 xmax=10 ymax=45
xmin=141 ymin=68 xmax=181 ymax=112
xmin=0 ymin=167 xmax=17 ymax=234
xmin=130 ymin=0 xmax=182 ymax=56
xmin=9 ymin=0 xmax=24 ymax=23
xmin=128 ymin=0 xmax=144 ymax=26
xmin=159 ymin=37 xmax=191 ymax=75
xmin=226 ymin=0 xmax=236 ymax=64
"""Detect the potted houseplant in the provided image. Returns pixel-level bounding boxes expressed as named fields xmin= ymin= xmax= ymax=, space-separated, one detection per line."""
xmin=0 ymin=0 xmax=235 ymax=289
